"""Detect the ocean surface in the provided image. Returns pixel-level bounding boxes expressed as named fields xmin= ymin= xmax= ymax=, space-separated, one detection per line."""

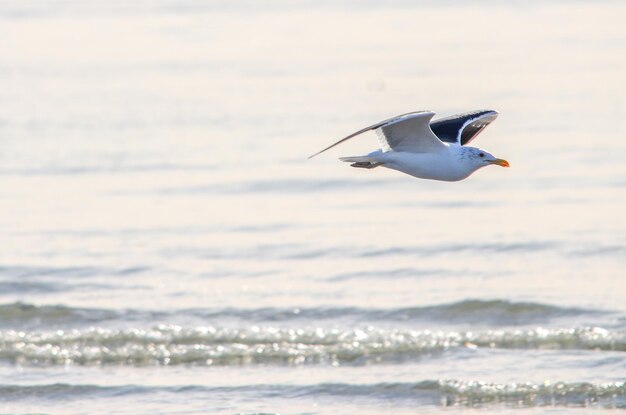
xmin=1 ymin=1 xmax=625 ymax=414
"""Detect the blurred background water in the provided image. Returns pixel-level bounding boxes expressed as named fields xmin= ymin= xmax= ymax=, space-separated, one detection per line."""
xmin=0 ymin=1 xmax=625 ymax=414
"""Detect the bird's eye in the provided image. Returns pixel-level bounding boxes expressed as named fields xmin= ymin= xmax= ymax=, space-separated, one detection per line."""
xmin=479 ymin=153 xmax=485 ymax=158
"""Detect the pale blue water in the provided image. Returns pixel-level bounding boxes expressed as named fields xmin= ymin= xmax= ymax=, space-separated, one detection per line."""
xmin=0 ymin=1 xmax=625 ymax=414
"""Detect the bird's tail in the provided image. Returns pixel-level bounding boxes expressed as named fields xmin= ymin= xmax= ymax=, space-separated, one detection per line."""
xmin=339 ymin=156 xmax=383 ymax=169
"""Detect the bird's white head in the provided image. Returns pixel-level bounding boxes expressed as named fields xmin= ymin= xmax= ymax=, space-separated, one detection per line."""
xmin=462 ymin=146 xmax=510 ymax=171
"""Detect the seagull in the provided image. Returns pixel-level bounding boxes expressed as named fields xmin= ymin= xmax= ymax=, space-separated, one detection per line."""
xmin=308 ymin=110 xmax=509 ymax=182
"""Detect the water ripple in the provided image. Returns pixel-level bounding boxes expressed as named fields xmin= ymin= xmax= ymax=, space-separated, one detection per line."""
xmin=0 ymin=265 xmax=149 ymax=279
xmin=0 ymin=380 xmax=623 ymax=409
xmin=0 ymin=326 xmax=623 ymax=367
xmin=0 ymin=300 xmax=604 ymax=328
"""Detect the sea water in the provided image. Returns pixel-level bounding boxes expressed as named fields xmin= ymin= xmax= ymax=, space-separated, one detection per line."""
xmin=0 ymin=1 xmax=625 ymax=413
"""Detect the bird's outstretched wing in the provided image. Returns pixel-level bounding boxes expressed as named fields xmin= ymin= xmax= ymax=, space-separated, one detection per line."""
xmin=308 ymin=111 xmax=446 ymax=159
xmin=429 ymin=110 xmax=498 ymax=146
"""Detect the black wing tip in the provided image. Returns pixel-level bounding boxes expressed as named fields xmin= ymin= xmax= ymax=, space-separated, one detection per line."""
xmin=430 ymin=109 xmax=499 ymax=125
xmin=481 ymin=109 xmax=499 ymax=117
xmin=429 ymin=109 xmax=500 ymax=146
xmin=475 ymin=109 xmax=499 ymax=119
xmin=461 ymin=109 xmax=499 ymax=119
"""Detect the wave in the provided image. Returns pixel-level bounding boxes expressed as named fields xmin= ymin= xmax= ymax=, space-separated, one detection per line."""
xmin=0 ymin=326 xmax=622 ymax=367
xmin=0 ymin=303 xmax=121 ymax=326
xmin=0 ymin=380 xmax=623 ymax=408
xmin=169 ymin=240 xmax=561 ymax=261
xmin=192 ymin=239 xmax=624 ymax=261
xmin=0 ymin=265 xmax=149 ymax=279
xmin=357 ymin=240 xmax=559 ymax=257
xmin=202 ymin=299 xmax=599 ymax=325
xmin=373 ymin=299 xmax=598 ymax=324
xmin=0 ymin=300 xmax=604 ymax=328
xmin=156 ymin=177 xmax=385 ymax=196
xmin=296 ymin=380 xmax=626 ymax=408
xmin=0 ymin=163 xmax=215 ymax=177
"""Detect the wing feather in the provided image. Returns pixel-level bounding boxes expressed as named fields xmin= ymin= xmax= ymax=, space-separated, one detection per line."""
xmin=377 ymin=111 xmax=445 ymax=153
xmin=308 ymin=111 xmax=445 ymax=158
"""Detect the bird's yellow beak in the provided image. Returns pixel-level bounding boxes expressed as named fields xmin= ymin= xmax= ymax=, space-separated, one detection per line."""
xmin=490 ymin=158 xmax=510 ymax=168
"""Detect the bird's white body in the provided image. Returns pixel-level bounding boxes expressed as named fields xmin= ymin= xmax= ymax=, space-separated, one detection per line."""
xmin=309 ymin=110 xmax=509 ymax=182
xmin=362 ymin=146 xmax=480 ymax=182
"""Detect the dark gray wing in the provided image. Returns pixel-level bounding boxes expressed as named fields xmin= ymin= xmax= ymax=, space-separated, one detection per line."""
xmin=429 ymin=110 xmax=498 ymax=146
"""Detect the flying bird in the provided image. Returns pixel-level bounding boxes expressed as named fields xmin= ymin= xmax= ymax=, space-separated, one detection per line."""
xmin=308 ymin=110 xmax=509 ymax=182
